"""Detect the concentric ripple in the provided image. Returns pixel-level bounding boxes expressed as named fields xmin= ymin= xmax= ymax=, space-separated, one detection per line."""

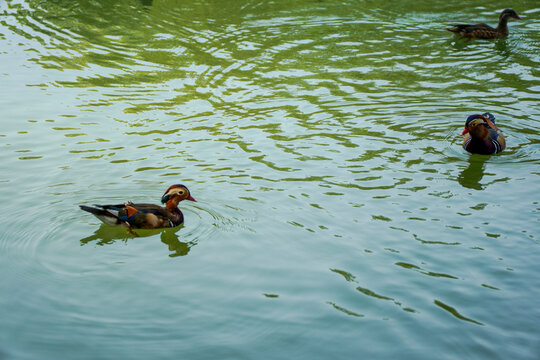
xmin=1 ymin=0 xmax=539 ymax=359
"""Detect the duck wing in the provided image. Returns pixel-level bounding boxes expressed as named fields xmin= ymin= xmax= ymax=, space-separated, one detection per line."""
xmin=98 ymin=203 xmax=165 ymax=214
xmin=82 ymin=203 xmax=181 ymax=228
xmin=449 ymin=23 xmax=491 ymax=30
xmin=447 ymin=23 xmax=500 ymax=38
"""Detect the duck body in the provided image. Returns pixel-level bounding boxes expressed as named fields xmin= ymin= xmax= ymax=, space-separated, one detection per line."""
xmin=447 ymin=9 xmax=520 ymax=39
xmin=461 ymin=113 xmax=506 ymax=155
xmin=80 ymin=184 xmax=196 ymax=229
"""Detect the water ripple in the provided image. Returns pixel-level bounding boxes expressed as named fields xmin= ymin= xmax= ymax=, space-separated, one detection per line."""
xmin=2 ymin=0 xmax=540 ymax=358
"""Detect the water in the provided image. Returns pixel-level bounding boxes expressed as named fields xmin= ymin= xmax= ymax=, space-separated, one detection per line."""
xmin=1 ymin=0 xmax=539 ymax=358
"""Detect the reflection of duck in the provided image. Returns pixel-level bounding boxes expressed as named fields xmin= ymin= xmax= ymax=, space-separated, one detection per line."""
xmin=447 ymin=9 xmax=520 ymax=39
xmin=160 ymin=228 xmax=195 ymax=257
xmin=80 ymin=184 xmax=196 ymax=229
xmin=80 ymin=225 xmax=196 ymax=257
xmin=461 ymin=113 xmax=506 ymax=155
xmin=80 ymin=224 xmax=159 ymax=245
xmin=458 ymin=156 xmax=487 ymax=190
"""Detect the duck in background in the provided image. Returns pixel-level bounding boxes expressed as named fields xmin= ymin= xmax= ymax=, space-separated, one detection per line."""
xmin=447 ymin=9 xmax=520 ymax=39
xmin=80 ymin=184 xmax=196 ymax=229
xmin=461 ymin=113 xmax=506 ymax=155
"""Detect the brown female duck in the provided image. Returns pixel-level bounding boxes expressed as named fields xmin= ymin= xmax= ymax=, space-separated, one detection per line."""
xmin=447 ymin=9 xmax=520 ymax=39
xmin=80 ymin=184 xmax=196 ymax=229
xmin=461 ymin=113 xmax=506 ymax=155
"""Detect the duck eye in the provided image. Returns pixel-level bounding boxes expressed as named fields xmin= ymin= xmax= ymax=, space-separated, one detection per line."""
xmin=178 ymin=190 xmax=184 ymax=195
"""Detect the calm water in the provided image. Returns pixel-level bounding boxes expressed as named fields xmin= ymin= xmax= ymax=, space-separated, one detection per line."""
xmin=1 ymin=0 xmax=539 ymax=358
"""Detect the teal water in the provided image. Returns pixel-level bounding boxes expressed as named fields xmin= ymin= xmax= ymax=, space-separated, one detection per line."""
xmin=1 ymin=0 xmax=539 ymax=358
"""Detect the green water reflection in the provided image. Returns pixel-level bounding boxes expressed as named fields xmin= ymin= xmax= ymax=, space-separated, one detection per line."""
xmin=1 ymin=0 xmax=540 ymax=359
xmin=458 ymin=156 xmax=488 ymax=190
xmin=80 ymin=224 xmax=195 ymax=257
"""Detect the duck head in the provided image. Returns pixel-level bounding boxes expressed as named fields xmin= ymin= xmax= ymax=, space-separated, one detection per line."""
xmin=461 ymin=114 xmax=490 ymax=139
xmin=161 ymin=184 xmax=196 ymax=205
xmin=500 ymin=8 xmax=521 ymax=21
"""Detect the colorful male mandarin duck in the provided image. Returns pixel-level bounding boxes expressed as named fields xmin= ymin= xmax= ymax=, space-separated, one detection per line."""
xmin=461 ymin=113 xmax=506 ymax=155
xmin=80 ymin=184 xmax=196 ymax=229
xmin=447 ymin=9 xmax=520 ymax=39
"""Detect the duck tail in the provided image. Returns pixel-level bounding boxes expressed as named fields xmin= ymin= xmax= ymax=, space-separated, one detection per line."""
xmin=80 ymin=205 xmax=122 ymax=226
xmin=79 ymin=205 xmax=105 ymax=216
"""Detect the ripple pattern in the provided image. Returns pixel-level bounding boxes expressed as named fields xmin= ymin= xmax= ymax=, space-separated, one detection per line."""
xmin=1 ymin=0 xmax=540 ymax=359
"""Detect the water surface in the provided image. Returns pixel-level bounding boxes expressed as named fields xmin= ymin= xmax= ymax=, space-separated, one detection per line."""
xmin=1 ymin=0 xmax=539 ymax=359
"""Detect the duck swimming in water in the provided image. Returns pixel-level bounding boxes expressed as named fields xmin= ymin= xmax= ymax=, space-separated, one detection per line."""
xmin=447 ymin=9 xmax=520 ymax=39
xmin=461 ymin=113 xmax=506 ymax=155
xmin=80 ymin=184 xmax=196 ymax=229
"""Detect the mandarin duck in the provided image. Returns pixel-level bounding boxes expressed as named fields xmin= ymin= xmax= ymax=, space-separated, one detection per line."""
xmin=447 ymin=9 xmax=520 ymax=39
xmin=461 ymin=113 xmax=506 ymax=155
xmin=80 ymin=184 xmax=196 ymax=229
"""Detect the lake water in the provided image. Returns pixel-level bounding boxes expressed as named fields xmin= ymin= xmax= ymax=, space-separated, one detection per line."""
xmin=1 ymin=0 xmax=539 ymax=359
